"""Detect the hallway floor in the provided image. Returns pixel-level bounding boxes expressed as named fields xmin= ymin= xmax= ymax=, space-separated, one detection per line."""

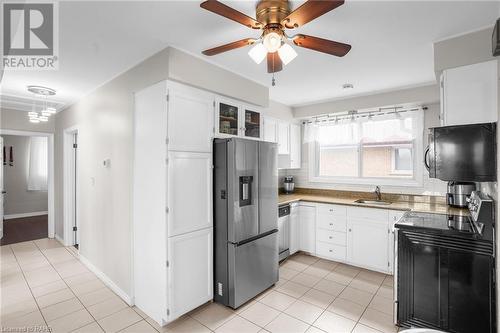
xmin=1 ymin=215 xmax=48 ymax=246
xmin=1 ymin=239 xmax=398 ymax=333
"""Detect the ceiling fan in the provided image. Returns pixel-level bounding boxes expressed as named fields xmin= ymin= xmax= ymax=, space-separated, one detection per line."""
xmin=200 ymin=0 xmax=351 ymax=79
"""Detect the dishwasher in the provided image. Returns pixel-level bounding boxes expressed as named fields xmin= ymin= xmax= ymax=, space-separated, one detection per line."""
xmin=278 ymin=204 xmax=290 ymax=262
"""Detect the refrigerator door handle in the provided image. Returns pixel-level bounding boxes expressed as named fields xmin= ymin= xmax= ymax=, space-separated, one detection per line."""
xmin=231 ymin=229 xmax=278 ymax=247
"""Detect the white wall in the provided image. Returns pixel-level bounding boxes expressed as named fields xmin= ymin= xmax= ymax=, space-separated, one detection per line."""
xmin=285 ymin=103 xmax=447 ymax=195
xmin=2 ymin=135 xmax=48 ymax=215
xmin=1 ymin=108 xmax=55 ymax=133
xmin=54 ymin=46 xmax=269 ymax=300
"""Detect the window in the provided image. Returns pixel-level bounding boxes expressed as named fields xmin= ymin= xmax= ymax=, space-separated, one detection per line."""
xmin=306 ymin=110 xmax=423 ymax=186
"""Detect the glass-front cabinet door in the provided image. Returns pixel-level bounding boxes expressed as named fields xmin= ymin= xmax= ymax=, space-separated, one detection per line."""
xmin=243 ymin=109 xmax=261 ymax=139
xmin=215 ymin=98 xmax=263 ymax=140
xmin=217 ymin=101 xmax=239 ymax=137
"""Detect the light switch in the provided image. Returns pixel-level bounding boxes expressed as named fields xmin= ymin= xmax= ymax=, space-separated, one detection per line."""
xmin=103 ymin=159 xmax=111 ymax=168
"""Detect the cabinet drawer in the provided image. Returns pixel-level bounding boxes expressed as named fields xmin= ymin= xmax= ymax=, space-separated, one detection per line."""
xmin=316 ymin=242 xmax=346 ymax=261
xmin=317 ymin=230 xmax=346 ymax=246
xmin=317 ymin=213 xmax=347 ymax=232
xmin=317 ymin=203 xmax=347 ymax=217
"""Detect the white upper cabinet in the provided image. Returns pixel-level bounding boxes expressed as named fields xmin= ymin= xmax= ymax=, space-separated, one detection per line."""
xmin=263 ymin=116 xmax=278 ymax=143
xmin=215 ymin=97 xmax=263 ymax=140
xmin=242 ymin=105 xmax=263 ymax=140
xmin=440 ymin=60 xmax=498 ymax=126
xmin=289 ymin=123 xmax=301 ymax=169
xmin=167 ymin=152 xmax=213 ymax=237
xmin=278 ymin=122 xmax=290 ymax=154
xmin=167 ymin=82 xmax=214 ymax=153
xmin=265 ymin=117 xmax=301 ymax=169
xmin=167 ymin=227 xmax=213 ymax=321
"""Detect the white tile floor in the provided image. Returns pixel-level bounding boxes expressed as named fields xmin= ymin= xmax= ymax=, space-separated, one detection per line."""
xmin=1 ymin=239 xmax=399 ymax=333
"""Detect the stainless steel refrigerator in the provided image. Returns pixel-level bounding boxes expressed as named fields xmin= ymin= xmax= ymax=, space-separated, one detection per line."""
xmin=214 ymin=138 xmax=279 ymax=309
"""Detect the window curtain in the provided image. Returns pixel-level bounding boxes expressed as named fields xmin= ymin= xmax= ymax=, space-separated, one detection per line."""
xmin=303 ymin=110 xmax=420 ymax=145
xmin=27 ymin=136 xmax=48 ymax=191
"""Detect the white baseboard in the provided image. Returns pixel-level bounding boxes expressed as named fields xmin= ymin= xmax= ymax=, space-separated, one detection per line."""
xmin=4 ymin=211 xmax=48 ymax=220
xmin=79 ymin=254 xmax=133 ymax=305
xmin=54 ymin=234 xmax=65 ymax=245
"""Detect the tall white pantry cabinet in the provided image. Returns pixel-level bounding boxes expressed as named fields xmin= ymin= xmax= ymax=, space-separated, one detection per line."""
xmin=133 ymin=81 xmax=214 ymax=325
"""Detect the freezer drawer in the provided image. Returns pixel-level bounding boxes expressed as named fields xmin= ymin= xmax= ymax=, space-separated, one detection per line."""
xmin=228 ymin=231 xmax=278 ymax=308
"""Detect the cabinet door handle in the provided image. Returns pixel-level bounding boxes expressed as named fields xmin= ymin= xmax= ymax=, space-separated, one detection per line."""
xmin=329 ymin=223 xmax=333 ymax=226
xmin=348 ymin=228 xmax=352 ymax=232
xmin=329 ymin=236 xmax=333 ymax=239
xmin=329 ymin=209 xmax=333 ymax=212
xmin=329 ymin=249 xmax=333 ymax=252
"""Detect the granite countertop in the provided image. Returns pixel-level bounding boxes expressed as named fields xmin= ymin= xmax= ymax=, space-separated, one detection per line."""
xmin=278 ymin=192 xmax=469 ymax=216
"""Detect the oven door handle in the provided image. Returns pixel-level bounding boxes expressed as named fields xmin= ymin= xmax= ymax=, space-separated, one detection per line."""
xmin=424 ymin=146 xmax=431 ymax=171
xmin=393 ymin=227 xmax=399 ymax=325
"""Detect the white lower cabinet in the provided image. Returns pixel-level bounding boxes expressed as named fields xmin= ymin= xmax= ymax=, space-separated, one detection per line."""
xmin=167 ymin=228 xmax=213 ymax=321
xmin=388 ymin=210 xmax=405 ymax=274
xmin=289 ymin=202 xmax=300 ymax=255
xmin=347 ymin=218 xmax=389 ymax=272
xmin=299 ymin=204 xmax=316 ymax=254
xmin=294 ymin=201 xmax=403 ymax=274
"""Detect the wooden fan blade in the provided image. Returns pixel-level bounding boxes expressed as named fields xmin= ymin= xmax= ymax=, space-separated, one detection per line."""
xmin=267 ymin=52 xmax=283 ymax=73
xmin=293 ymin=34 xmax=351 ymax=57
xmin=202 ymin=38 xmax=256 ymax=56
xmin=282 ymin=0 xmax=344 ymax=29
xmin=200 ymin=0 xmax=263 ymax=29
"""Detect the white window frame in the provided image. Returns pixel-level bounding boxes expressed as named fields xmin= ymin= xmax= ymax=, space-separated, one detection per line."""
xmin=308 ymin=111 xmax=424 ymax=187
xmin=390 ymin=145 xmax=413 ymax=175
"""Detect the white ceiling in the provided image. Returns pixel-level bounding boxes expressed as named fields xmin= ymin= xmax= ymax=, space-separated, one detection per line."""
xmin=1 ymin=0 xmax=499 ymax=110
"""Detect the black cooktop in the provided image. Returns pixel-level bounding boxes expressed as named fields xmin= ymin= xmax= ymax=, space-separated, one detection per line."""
xmin=395 ymin=211 xmax=493 ymax=241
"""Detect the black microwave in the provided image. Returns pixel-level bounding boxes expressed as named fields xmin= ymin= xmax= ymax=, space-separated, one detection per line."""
xmin=425 ymin=122 xmax=497 ymax=182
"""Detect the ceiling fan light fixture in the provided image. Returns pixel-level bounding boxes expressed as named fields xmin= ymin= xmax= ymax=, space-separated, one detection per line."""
xmin=263 ymin=31 xmax=282 ymax=53
xmin=248 ymin=42 xmax=267 ymax=64
xmin=278 ymin=43 xmax=297 ymax=65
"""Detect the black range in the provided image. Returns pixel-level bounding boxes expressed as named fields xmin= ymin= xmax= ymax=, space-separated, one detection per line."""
xmin=394 ymin=191 xmax=495 ymax=333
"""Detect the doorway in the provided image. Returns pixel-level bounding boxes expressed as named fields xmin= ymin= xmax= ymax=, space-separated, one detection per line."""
xmin=0 ymin=130 xmax=54 ymax=245
xmin=63 ymin=126 xmax=79 ymax=248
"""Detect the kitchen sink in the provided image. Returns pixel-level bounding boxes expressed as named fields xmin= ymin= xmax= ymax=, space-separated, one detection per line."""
xmin=354 ymin=199 xmax=392 ymax=205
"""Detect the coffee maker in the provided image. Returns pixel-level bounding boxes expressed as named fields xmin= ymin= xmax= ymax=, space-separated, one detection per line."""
xmin=283 ymin=176 xmax=295 ymax=194
xmin=446 ymin=181 xmax=476 ymax=207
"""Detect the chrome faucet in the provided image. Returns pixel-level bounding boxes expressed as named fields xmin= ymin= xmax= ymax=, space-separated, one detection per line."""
xmin=374 ymin=186 xmax=381 ymax=201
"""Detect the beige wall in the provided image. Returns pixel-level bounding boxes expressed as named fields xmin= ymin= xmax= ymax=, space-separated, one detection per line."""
xmin=1 ymin=108 xmax=55 ymax=133
xmin=434 ymin=27 xmax=497 ymax=75
xmin=54 ymin=46 xmax=271 ymax=299
xmin=168 ymin=48 xmax=268 ymax=107
xmin=2 ymin=135 xmax=48 ymax=215
xmin=293 ymin=84 xmax=439 ymax=119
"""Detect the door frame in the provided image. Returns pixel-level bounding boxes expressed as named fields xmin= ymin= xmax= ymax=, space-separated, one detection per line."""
xmin=0 ymin=129 xmax=55 ymax=239
xmin=63 ymin=125 xmax=79 ymax=247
